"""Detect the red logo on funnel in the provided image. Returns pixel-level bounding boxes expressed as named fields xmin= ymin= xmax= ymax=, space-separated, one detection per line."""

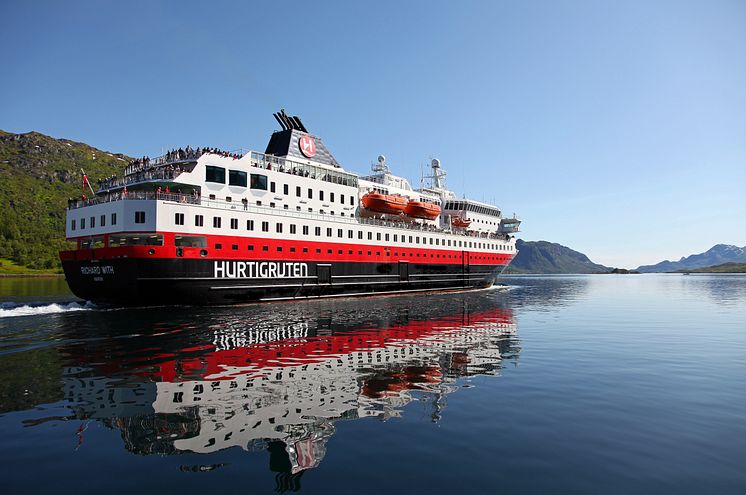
xmin=299 ymin=134 xmax=316 ymax=158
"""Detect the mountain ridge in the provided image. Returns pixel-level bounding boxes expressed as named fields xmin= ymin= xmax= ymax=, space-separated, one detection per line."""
xmin=636 ymin=244 xmax=746 ymax=273
xmin=508 ymin=239 xmax=611 ymax=274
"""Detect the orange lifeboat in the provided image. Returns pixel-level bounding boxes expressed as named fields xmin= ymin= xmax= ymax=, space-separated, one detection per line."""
xmin=361 ymin=192 xmax=407 ymax=214
xmin=405 ymin=200 xmax=441 ymax=220
xmin=451 ymin=216 xmax=472 ymax=228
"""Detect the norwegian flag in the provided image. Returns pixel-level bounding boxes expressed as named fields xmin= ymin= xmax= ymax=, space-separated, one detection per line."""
xmin=80 ymin=168 xmax=94 ymax=196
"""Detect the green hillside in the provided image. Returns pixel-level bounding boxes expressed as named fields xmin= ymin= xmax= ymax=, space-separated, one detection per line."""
xmin=0 ymin=130 xmax=128 ymax=271
xmin=678 ymin=262 xmax=746 ymax=273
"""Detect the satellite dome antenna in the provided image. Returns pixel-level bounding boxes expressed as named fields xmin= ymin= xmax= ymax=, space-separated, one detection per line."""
xmin=427 ymin=157 xmax=446 ymax=189
xmin=373 ymin=154 xmax=389 ymax=173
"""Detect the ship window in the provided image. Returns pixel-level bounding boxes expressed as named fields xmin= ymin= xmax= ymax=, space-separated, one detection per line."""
xmin=338 ymin=229 xmax=343 ymax=238
xmin=308 ymin=188 xmax=313 ymax=199
xmin=327 ymin=228 xmax=332 ymax=237
xmin=175 ymin=235 xmax=207 ymax=248
xmin=276 ymin=223 xmax=283 ymax=233
xmin=100 ymin=215 xmax=106 ymax=227
xmin=262 ymin=221 xmax=269 ymax=232
xmin=290 ymin=224 xmax=297 ymax=234
xmin=368 ymin=251 xmax=372 ymax=256
xmin=71 ymin=219 xmax=76 ymax=231
xmin=109 ymin=233 xmax=164 ymax=247
xmin=215 ymin=243 xmax=222 ymax=250
xmin=207 ymin=166 xmax=226 ymax=184
xmin=283 ymin=184 xmax=289 ymax=195
xmin=247 ymin=219 xmax=254 ymax=230
xmin=195 ymin=214 xmax=204 ymax=227
xmin=135 ymin=211 xmax=145 ymax=224
xmin=358 ymin=231 xmax=363 ymax=240
xmin=296 ymin=186 xmax=301 ymax=197
xmin=213 ymin=217 xmax=221 ymax=228
xmin=315 ymin=227 xmax=321 ymax=236
xmin=348 ymin=230 xmax=353 ymax=239
xmin=256 ymin=200 xmax=262 ymax=206
xmin=316 ymin=248 xmax=321 ymax=254
xmin=226 ymin=197 xmax=232 ymax=203
xmin=350 ymin=196 xmax=355 ymax=206
xmin=303 ymin=247 xmax=308 ymax=253
xmin=90 ymin=216 xmax=95 ymax=228
xmin=81 ymin=237 xmax=105 ymax=249
xmin=376 ymin=233 xmax=381 ymax=241
xmin=277 ymin=246 xmax=282 ymax=252
xmin=319 ymin=191 xmax=324 ymax=201
xmin=409 ymin=236 xmax=413 ymax=243
xmin=385 ymin=234 xmax=389 ymax=241
xmin=368 ymin=232 xmax=372 ymax=240
xmin=284 ymin=204 xmax=289 ymax=209
xmin=290 ymin=247 xmax=296 ymax=253
xmin=175 ymin=213 xmax=185 ymax=225
xmin=248 ymin=245 xmax=254 ymax=251
xmin=230 ymin=218 xmax=238 ymax=230
xmin=270 ymin=182 xmax=276 ymax=193
xmin=231 ymin=244 xmax=238 ymax=250
xmin=328 ymin=249 xmax=333 ymax=254
xmin=430 ymin=238 xmax=433 ymax=245
xmin=250 ymin=174 xmax=267 ymax=190
xmin=262 ymin=245 xmax=268 ymax=251
xmin=302 ymin=225 xmax=309 ymax=235
xmin=270 ymin=202 xmax=275 ymax=208
xmin=393 ymin=234 xmax=397 ymax=242
xmin=111 ymin=213 xmax=117 ymax=225
xmin=340 ymin=195 xmax=345 ymax=205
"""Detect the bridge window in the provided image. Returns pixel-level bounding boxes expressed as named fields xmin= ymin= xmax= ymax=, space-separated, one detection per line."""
xmin=213 ymin=217 xmax=221 ymax=228
xmin=90 ymin=216 xmax=95 ymax=228
xmin=195 ymin=214 xmax=203 ymax=227
xmin=262 ymin=221 xmax=269 ymax=232
xmin=228 ymin=170 xmax=247 ymax=186
xmin=250 ymin=174 xmax=267 ymax=190
xmin=230 ymin=218 xmax=238 ymax=230
xmin=315 ymin=227 xmax=321 ymax=236
xmin=100 ymin=215 xmax=106 ymax=227
xmin=207 ymin=166 xmax=226 ymax=184
xmin=247 ymin=219 xmax=254 ymax=230
xmin=276 ymin=223 xmax=283 ymax=233
xmin=290 ymin=224 xmax=297 ymax=234
xmin=111 ymin=213 xmax=117 ymax=225
xmin=71 ymin=219 xmax=76 ymax=231
xmin=175 ymin=213 xmax=185 ymax=225
xmin=135 ymin=211 xmax=145 ymax=224
xmin=327 ymin=228 xmax=332 ymax=237
xmin=302 ymin=225 xmax=309 ymax=235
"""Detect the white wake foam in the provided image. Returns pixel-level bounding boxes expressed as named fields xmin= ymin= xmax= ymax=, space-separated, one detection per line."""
xmin=0 ymin=301 xmax=95 ymax=318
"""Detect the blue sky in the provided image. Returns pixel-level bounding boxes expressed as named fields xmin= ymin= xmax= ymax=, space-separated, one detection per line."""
xmin=1 ymin=0 xmax=744 ymax=267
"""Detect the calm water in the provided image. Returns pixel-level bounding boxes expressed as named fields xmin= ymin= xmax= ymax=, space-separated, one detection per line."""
xmin=1 ymin=275 xmax=745 ymax=494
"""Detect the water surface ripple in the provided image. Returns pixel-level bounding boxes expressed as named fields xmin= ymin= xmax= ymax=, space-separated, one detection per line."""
xmin=0 ymin=274 xmax=744 ymax=494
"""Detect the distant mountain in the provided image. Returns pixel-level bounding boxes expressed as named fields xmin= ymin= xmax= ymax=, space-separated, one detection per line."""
xmin=0 ymin=130 xmax=128 ymax=271
xmin=636 ymin=244 xmax=746 ymax=273
xmin=508 ymin=239 xmax=611 ymax=274
xmin=678 ymin=262 xmax=746 ymax=274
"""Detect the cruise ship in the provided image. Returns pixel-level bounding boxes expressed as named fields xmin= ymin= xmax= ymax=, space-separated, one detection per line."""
xmin=60 ymin=110 xmax=520 ymax=305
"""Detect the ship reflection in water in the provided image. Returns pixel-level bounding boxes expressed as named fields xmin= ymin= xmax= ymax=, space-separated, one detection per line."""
xmin=57 ymin=295 xmax=518 ymax=488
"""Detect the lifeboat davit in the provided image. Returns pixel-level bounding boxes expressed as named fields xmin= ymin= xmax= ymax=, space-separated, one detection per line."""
xmin=405 ymin=200 xmax=441 ymax=220
xmin=361 ymin=192 xmax=407 ymax=215
xmin=451 ymin=216 xmax=472 ymax=228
